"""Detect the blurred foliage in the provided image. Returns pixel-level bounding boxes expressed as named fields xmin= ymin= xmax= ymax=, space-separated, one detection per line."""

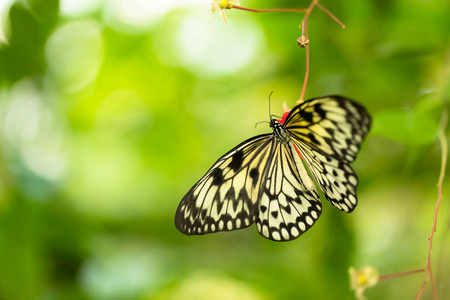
xmin=0 ymin=0 xmax=449 ymax=299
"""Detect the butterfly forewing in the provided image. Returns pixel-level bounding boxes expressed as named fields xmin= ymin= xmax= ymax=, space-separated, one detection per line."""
xmin=175 ymin=134 xmax=274 ymax=235
xmin=284 ymin=96 xmax=371 ymax=162
xmin=284 ymin=96 xmax=371 ymax=212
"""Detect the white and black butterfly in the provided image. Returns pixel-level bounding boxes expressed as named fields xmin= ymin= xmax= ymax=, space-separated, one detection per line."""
xmin=175 ymin=96 xmax=371 ymax=241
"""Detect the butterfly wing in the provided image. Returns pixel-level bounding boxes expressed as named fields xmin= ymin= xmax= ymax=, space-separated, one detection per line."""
xmin=175 ymin=134 xmax=274 ymax=235
xmin=256 ymin=142 xmax=322 ymax=241
xmin=284 ymin=96 xmax=371 ymax=212
xmin=176 ymin=96 xmax=369 ymax=240
xmin=176 ymin=132 xmax=323 ymax=241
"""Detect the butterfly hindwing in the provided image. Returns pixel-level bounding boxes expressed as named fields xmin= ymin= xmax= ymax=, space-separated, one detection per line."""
xmin=256 ymin=142 xmax=322 ymax=241
xmin=175 ymin=134 xmax=274 ymax=235
xmin=292 ymin=139 xmax=360 ymax=212
xmin=284 ymin=96 xmax=371 ymax=212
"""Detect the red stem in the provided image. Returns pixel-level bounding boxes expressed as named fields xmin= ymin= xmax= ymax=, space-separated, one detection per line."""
xmin=416 ymin=108 xmax=447 ymax=300
xmin=232 ymin=1 xmax=345 ymax=104
xmin=316 ymin=3 xmax=345 ymax=28
xmin=299 ymin=19 xmax=309 ymax=103
xmin=233 ymin=6 xmax=306 ymax=13
xmin=379 ymin=269 xmax=424 ymax=282
xmin=297 ymin=0 xmax=317 ymax=103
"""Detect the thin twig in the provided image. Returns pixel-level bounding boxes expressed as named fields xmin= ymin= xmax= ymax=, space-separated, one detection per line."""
xmin=232 ymin=1 xmax=345 ymax=104
xmin=379 ymin=268 xmax=424 ymax=282
xmin=316 ymin=3 xmax=345 ymax=28
xmin=233 ymin=2 xmax=345 ymax=28
xmin=298 ymin=19 xmax=309 ymax=104
xmin=298 ymin=0 xmax=319 ymax=29
xmin=296 ymin=0 xmax=318 ymax=103
xmin=416 ymin=107 xmax=448 ymax=300
xmin=430 ymin=268 xmax=437 ymax=298
xmin=296 ymin=0 xmax=345 ymax=103
xmin=233 ymin=6 xmax=307 ymax=13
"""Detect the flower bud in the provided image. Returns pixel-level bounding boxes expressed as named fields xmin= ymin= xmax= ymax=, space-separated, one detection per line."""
xmin=297 ymin=36 xmax=309 ymax=48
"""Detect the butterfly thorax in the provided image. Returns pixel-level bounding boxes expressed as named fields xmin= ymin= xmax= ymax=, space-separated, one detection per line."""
xmin=270 ymin=119 xmax=290 ymax=144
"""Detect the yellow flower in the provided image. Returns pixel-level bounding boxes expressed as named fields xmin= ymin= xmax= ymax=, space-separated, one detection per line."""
xmin=211 ymin=0 xmax=241 ymax=23
xmin=348 ymin=266 xmax=379 ymax=300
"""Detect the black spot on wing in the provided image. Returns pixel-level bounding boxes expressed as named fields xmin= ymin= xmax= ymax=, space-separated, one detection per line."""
xmin=299 ymin=110 xmax=313 ymax=122
xmin=201 ymin=209 xmax=207 ymax=220
xmin=235 ymin=188 xmax=250 ymax=210
xmin=325 ymin=128 xmax=334 ymax=135
xmin=225 ymin=186 xmax=236 ymax=200
xmin=211 ymin=168 xmax=224 ymax=185
xmin=249 ymin=168 xmax=259 ymax=187
xmin=315 ymin=104 xmax=327 ymax=118
xmin=307 ymin=132 xmax=320 ymax=145
xmin=229 ymin=150 xmax=244 ymax=171
xmin=341 ymin=149 xmax=348 ymax=157
xmin=284 ymin=205 xmax=291 ymax=214
xmin=216 ymin=200 xmax=224 ymax=213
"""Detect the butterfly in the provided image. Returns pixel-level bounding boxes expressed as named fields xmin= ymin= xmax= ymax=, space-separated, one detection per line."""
xmin=175 ymin=96 xmax=371 ymax=241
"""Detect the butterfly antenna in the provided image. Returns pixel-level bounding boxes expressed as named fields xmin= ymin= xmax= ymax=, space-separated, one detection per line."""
xmin=268 ymin=91 xmax=274 ymax=120
xmin=255 ymin=120 xmax=270 ymax=129
xmin=255 ymin=92 xmax=275 ymax=128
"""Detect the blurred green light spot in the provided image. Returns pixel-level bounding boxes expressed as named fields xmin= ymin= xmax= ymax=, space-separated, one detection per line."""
xmin=45 ymin=20 xmax=103 ymax=93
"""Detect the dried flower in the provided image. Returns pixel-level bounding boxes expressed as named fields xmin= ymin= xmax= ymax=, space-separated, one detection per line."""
xmin=211 ymin=0 xmax=240 ymax=23
xmin=297 ymin=36 xmax=309 ymax=48
xmin=348 ymin=266 xmax=380 ymax=300
xmin=279 ymin=102 xmax=291 ymax=125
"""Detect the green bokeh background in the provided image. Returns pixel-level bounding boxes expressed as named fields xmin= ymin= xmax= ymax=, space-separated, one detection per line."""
xmin=0 ymin=0 xmax=449 ymax=299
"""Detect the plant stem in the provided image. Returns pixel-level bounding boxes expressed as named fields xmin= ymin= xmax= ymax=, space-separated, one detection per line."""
xmin=379 ymin=269 xmax=424 ymax=282
xmin=298 ymin=19 xmax=309 ymax=104
xmin=232 ymin=1 xmax=345 ymax=104
xmin=233 ymin=6 xmax=307 ymax=13
xmin=416 ymin=107 xmax=448 ymax=300
xmin=296 ymin=0 xmax=318 ymax=103
xmin=316 ymin=3 xmax=345 ymax=28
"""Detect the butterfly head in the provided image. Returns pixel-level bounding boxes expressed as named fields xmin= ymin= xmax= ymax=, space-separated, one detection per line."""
xmin=270 ymin=119 xmax=290 ymax=143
